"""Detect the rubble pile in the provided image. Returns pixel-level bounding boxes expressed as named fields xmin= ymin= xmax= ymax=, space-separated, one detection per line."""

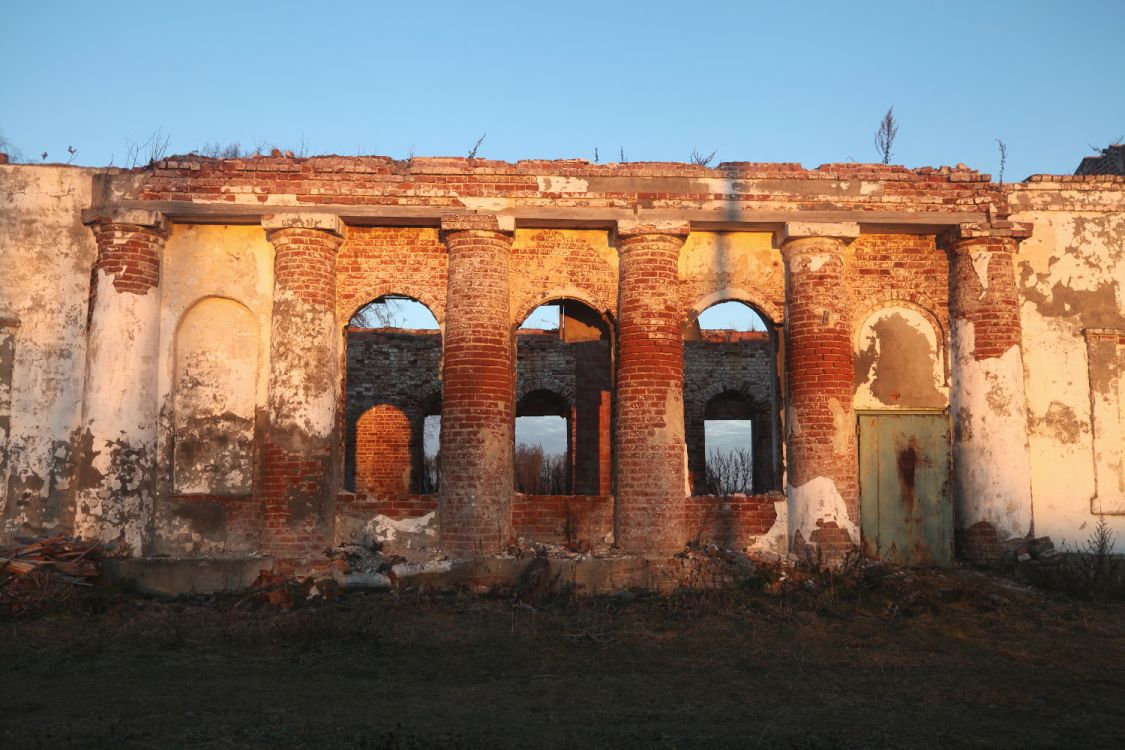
xmin=0 ymin=535 xmax=127 ymax=612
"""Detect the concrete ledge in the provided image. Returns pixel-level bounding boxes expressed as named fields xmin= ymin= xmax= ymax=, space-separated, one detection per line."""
xmin=103 ymin=557 xmax=274 ymax=597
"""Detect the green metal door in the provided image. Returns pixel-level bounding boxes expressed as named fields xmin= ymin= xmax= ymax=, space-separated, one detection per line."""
xmin=858 ymin=413 xmax=952 ymax=567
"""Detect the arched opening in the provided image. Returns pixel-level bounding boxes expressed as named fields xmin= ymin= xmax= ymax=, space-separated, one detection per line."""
xmin=515 ymin=389 xmax=570 ymax=495
xmin=515 ymin=299 xmax=612 ymax=496
xmin=343 ymin=295 xmax=441 ymax=502
xmin=684 ymin=299 xmax=781 ymax=495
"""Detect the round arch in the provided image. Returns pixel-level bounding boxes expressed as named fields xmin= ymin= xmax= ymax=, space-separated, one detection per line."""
xmin=685 ymin=287 xmax=782 ymax=329
xmin=341 ymin=286 xmax=445 ymax=330
xmin=511 ymin=286 xmax=615 ymax=334
xmin=516 ymin=376 xmax=576 ymax=407
xmin=851 ymin=297 xmax=948 ymax=384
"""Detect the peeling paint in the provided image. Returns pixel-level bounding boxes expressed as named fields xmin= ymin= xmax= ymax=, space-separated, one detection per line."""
xmin=366 ymin=511 xmax=438 ymax=550
xmin=748 ymin=495 xmax=788 ymax=555
xmin=969 ymin=247 xmax=992 ymax=295
xmin=854 ymin=309 xmax=946 ymax=409
xmin=536 ymin=176 xmax=589 ymax=193
xmin=949 ymin=322 xmax=1032 ymax=542
xmin=787 ymin=475 xmax=859 ymax=546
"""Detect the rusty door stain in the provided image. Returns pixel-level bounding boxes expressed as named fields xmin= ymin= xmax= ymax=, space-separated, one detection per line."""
xmin=859 ymin=413 xmax=952 ymax=567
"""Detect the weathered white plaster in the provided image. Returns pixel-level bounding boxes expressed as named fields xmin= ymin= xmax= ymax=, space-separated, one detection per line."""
xmin=268 ymin=288 xmax=338 ymax=442
xmin=74 ymin=268 xmax=162 ymax=551
xmin=536 ymin=176 xmax=589 ymax=193
xmin=787 ymin=476 xmax=859 ymax=545
xmin=0 ymin=166 xmax=97 ymax=540
xmin=748 ymin=495 xmax=789 ymax=555
xmin=853 ymin=306 xmax=948 ymax=411
xmin=807 ymin=253 xmax=833 ymax=273
xmin=368 ymin=511 xmax=437 ymax=546
xmin=969 ymin=247 xmax=992 ymax=294
xmin=1012 ymin=196 xmax=1125 ymax=548
xmin=172 ymin=298 xmax=258 ymax=494
xmin=457 ymin=196 xmax=514 ymax=212
xmin=949 ymin=324 xmax=1033 ymax=542
xmin=1086 ymin=334 xmax=1124 ymax=515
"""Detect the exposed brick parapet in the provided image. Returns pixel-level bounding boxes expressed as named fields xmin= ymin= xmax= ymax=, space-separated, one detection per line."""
xmin=781 ymin=226 xmax=860 ymax=557
xmin=124 ymin=155 xmax=1005 ymax=219
xmin=614 ymin=225 xmax=689 ymax=553
xmin=438 ymin=219 xmax=515 ymax=555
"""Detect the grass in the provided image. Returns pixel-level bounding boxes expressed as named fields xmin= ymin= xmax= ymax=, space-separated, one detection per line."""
xmin=2 ymin=565 xmax=1124 ymax=749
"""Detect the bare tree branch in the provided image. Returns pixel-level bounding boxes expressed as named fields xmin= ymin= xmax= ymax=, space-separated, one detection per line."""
xmin=874 ymin=106 xmax=899 ymax=165
xmin=467 ymin=133 xmax=486 ymax=159
xmin=690 ymin=147 xmax=718 ymax=166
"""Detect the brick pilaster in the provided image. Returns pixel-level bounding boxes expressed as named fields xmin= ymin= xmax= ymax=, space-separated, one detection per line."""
xmin=944 ymin=222 xmax=1034 ymax=559
xmin=780 ymin=222 xmax=861 ymax=558
xmin=614 ymin=221 xmax=690 ymax=554
xmin=261 ymin=213 xmax=345 ymax=569
xmin=74 ymin=209 xmax=168 ymax=553
xmin=438 ymin=215 xmax=515 ymax=556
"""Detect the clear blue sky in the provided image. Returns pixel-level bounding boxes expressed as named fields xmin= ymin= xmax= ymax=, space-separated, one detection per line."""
xmin=3 ymin=0 xmax=1123 ymax=179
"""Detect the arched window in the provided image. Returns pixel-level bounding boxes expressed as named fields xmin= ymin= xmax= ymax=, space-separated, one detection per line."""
xmin=344 ymin=296 xmax=441 ymax=499
xmin=684 ymin=299 xmax=780 ymax=495
xmin=515 ymin=299 xmax=612 ymax=496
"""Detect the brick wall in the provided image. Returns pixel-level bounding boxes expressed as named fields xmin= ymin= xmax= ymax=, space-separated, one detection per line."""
xmin=137 ymin=156 xmax=1002 ymax=217
xmin=846 ymin=234 xmax=949 ymax=334
xmin=336 ymin=227 xmax=447 ymax=326
xmin=683 ymin=494 xmax=779 ymax=549
xmin=948 ymin=237 xmax=1022 ymax=360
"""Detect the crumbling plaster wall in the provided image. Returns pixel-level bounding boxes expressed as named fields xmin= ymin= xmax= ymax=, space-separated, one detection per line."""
xmin=1009 ymin=179 xmax=1125 ymax=548
xmin=153 ymin=224 xmax=273 ymax=554
xmin=0 ymin=165 xmax=97 ymax=540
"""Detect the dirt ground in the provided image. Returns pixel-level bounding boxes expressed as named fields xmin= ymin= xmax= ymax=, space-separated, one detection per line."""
xmin=2 ymin=563 xmax=1123 ymax=749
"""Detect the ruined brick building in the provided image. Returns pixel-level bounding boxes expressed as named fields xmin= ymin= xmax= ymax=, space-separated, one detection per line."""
xmin=1 ymin=153 xmax=1123 ymax=577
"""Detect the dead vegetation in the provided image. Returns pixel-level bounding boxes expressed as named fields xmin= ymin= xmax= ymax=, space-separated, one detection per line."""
xmin=2 ymin=553 xmax=1123 ymax=748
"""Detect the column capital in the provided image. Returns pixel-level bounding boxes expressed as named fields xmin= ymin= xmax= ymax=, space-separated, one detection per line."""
xmin=776 ymin=221 xmax=859 ymax=250
xmin=614 ymin=219 xmax=691 ymax=243
xmin=940 ymin=221 xmax=1033 ymax=250
xmin=81 ymin=207 xmax=168 ymax=234
xmin=440 ymin=214 xmax=515 ymax=237
xmin=262 ymin=212 xmax=345 ymax=238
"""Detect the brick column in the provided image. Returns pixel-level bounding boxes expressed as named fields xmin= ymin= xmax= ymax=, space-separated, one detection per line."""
xmin=261 ymin=213 xmax=345 ymax=569
xmin=780 ymin=222 xmax=860 ymax=558
xmin=74 ymin=209 xmax=167 ymax=553
xmin=944 ymin=222 xmax=1034 ymax=559
xmin=438 ymin=215 xmax=515 ymax=556
xmin=614 ymin=221 xmax=690 ymax=554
